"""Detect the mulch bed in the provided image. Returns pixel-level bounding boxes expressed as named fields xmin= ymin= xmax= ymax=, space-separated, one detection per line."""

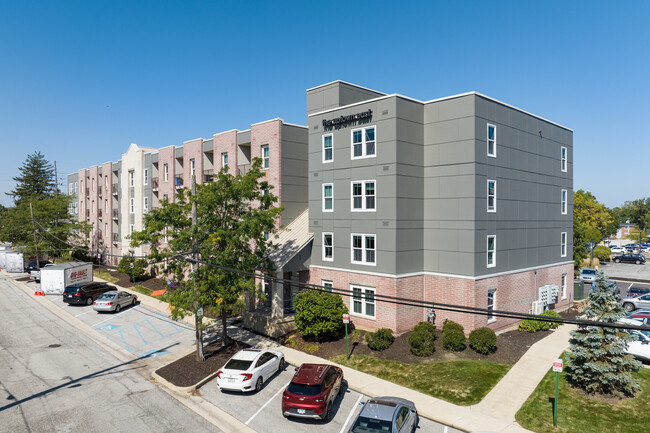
xmin=102 ymin=267 xmax=168 ymax=291
xmin=156 ymin=339 xmax=250 ymax=387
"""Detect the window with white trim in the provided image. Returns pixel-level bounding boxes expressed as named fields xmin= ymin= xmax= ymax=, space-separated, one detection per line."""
xmin=164 ymin=164 xmax=169 ymax=182
xmin=561 ymin=146 xmax=567 ymax=172
xmin=323 ymin=183 xmax=333 ymax=212
xmin=262 ymin=145 xmax=269 ymax=169
xmin=92 ymin=200 xmax=95 ymax=213
xmin=322 ymin=280 xmax=333 ymax=293
xmin=351 ymin=234 xmax=376 ymax=265
xmin=561 ymin=232 xmax=567 ymax=257
xmin=322 ymin=232 xmax=333 ymax=261
xmin=92 ymin=178 xmax=95 ymax=192
xmin=487 ymin=235 xmax=496 ymax=268
xmin=144 ymin=197 xmax=149 ymax=213
xmin=351 ymin=126 xmax=376 ymax=159
xmin=221 ymin=152 xmax=228 ymax=171
xmin=487 ymin=289 xmax=496 ymax=322
xmin=105 ymin=176 xmax=108 ymax=190
xmin=561 ymin=273 xmax=567 ymax=299
xmin=487 ymin=179 xmax=496 ymax=212
xmin=69 ymin=183 xmax=73 ymax=194
xmin=352 ymin=285 xmax=375 ymax=318
xmin=105 ymin=199 xmax=108 ymax=213
xmin=144 ymin=168 xmax=149 ymax=186
xmin=487 ymin=124 xmax=496 ymax=157
xmin=74 ymin=201 xmax=78 ymax=215
xmin=351 ymin=180 xmax=375 ymax=211
xmin=129 ymin=171 xmax=134 ymax=187
xmin=190 ymin=158 xmax=195 ymax=177
xmin=561 ymin=189 xmax=567 ymax=214
xmin=130 ymin=198 xmax=135 ymax=214
xmin=74 ymin=181 xmax=78 ymax=193
xmin=104 ymin=223 xmax=108 ymax=235
xmin=323 ymin=134 xmax=333 ymax=162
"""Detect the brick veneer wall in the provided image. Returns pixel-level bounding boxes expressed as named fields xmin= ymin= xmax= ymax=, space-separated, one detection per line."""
xmin=158 ymin=146 xmax=176 ymax=202
xmin=183 ymin=139 xmax=204 ymax=186
xmin=251 ymin=120 xmax=283 ymax=223
xmin=213 ymin=130 xmax=238 ymax=174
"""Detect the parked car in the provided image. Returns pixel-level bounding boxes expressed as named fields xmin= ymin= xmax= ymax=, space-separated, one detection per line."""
xmin=216 ymin=348 xmax=285 ymax=392
xmin=618 ymin=313 xmax=650 ymax=326
xmin=348 ymin=397 xmax=419 ymax=433
xmin=620 ymin=293 xmax=650 ymax=313
xmin=625 ymin=329 xmax=650 ymax=363
xmin=24 ymin=260 xmax=51 ymax=273
xmin=609 ymin=246 xmax=626 ymax=255
xmin=92 ymin=291 xmax=138 ymax=313
xmin=282 ymin=363 xmax=344 ymax=421
xmin=579 ymin=268 xmax=598 ymax=284
xmin=613 ymin=254 xmax=646 ymax=264
xmin=628 ymin=286 xmax=650 ymax=297
xmin=63 ymin=282 xmax=115 ymax=305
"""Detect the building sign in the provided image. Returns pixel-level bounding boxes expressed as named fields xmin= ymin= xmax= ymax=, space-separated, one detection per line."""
xmin=323 ymin=109 xmax=372 ymax=129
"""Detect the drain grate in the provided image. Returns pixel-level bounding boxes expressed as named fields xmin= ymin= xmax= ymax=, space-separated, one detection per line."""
xmin=48 ymin=344 xmax=61 ymax=348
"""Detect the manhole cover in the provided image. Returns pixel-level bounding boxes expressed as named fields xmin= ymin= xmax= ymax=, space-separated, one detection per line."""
xmin=48 ymin=344 xmax=61 ymax=348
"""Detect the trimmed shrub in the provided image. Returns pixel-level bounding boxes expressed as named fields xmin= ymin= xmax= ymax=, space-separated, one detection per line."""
xmin=408 ymin=321 xmax=436 ymax=357
xmin=541 ymin=309 xmax=562 ymax=329
xmin=469 ymin=327 xmax=497 ymax=354
xmin=518 ymin=309 xmax=562 ymax=332
xmin=442 ymin=320 xmax=464 ymax=334
xmin=117 ymin=256 xmax=148 ymax=280
xmin=442 ymin=327 xmax=466 ymax=352
xmin=365 ymin=328 xmax=395 ymax=351
xmin=293 ymin=290 xmax=348 ymax=341
xmin=593 ymin=245 xmax=612 ymax=262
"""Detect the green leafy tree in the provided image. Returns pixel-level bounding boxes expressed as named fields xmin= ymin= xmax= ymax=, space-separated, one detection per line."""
xmin=117 ymin=256 xmax=148 ymax=280
xmin=573 ymin=215 xmax=589 ymax=274
xmin=131 ymin=158 xmax=282 ymax=359
xmin=7 ymin=152 xmax=57 ymax=204
xmin=293 ymin=290 xmax=348 ymax=341
xmin=620 ymin=198 xmax=650 ymax=240
xmin=566 ymin=273 xmax=641 ymax=396
xmin=573 ymin=190 xmax=614 ymax=239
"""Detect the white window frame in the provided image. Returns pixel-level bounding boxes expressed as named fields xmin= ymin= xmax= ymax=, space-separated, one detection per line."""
xmin=323 ymin=183 xmax=333 ymax=212
xmin=351 ymin=284 xmax=376 ymax=318
xmin=351 ymin=233 xmax=376 ymax=266
xmin=322 ymin=133 xmax=333 ymax=163
xmin=561 ymin=273 xmax=567 ymax=300
xmin=69 ymin=183 xmax=73 ymax=194
xmin=561 ymin=189 xmax=567 ymax=215
xmin=92 ymin=178 xmax=95 ymax=192
xmin=487 ymin=124 xmax=497 ymax=157
xmin=190 ymin=158 xmax=195 ymax=177
xmin=74 ymin=181 xmax=78 ymax=193
xmin=487 ymin=289 xmax=496 ymax=323
xmin=164 ymin=164 xmax=169 ymax=182
xmin=92 ymin=200 xmax=95 ymax=213
xmin=130 ymin=198 xmax=135 ymax=214
xmin=129 ymin=224 xmax=134 ymax=235
xmin=487 ymin=179 xmax=496 ymax=212
xmin=351 ymin=180 xmax=376 ymax=212
xmin=105 ymin=199 xmax=108 ymax=213
xmin=561 ymin=232 xmax=567 ymax=257
xmin=561 ymin=146 xmax=567 ymax=172
xmin=487 ymin=235 xmax=496 ymax=268
xmin=322 ymin=232 xmax=333 ymax=261
xmin=144 ymin=197 xmax=149 ymax=213
xmin=221 ymin=152 xmax=228 ymax=170
xmin=105 ymin=176 xmax=109 ymax=190
xmin=104 ymin=223 xmax=108 ymax=235
xmin=262 ymin=145 xmax=269 ymax=169
xmin=322 ymin=280 xmax=333 ymax=292
xmin=129 ymin=170 xmax=134 ymax=187
xmin=74 ymin=201 xmax=78 ymax=215
xmin=350 ymin=125 xmax=376 ymax=159
xmin=144 ymin=168 xmax=149 ymax=186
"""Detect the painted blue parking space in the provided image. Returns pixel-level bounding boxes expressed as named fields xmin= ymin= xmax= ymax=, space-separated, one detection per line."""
xmin=100 ymin=313 xmax=184 ymax=356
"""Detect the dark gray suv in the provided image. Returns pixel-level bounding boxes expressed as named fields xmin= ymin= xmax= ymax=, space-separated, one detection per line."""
xmin=63 ymin=282 xmax=114 ymax=305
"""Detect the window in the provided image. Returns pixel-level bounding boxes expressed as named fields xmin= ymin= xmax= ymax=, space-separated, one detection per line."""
xmin=487 ymin=179 xmax=496 ymax=212
xmin=74 ymin=181 xmax=78 ymax=193
xmin=487 ymin=124 xmax=496 ymax=157
xmin=130 ymin=198 xmax=135 ymax=214
xmin=561 ymin=232 xmax=567 ymax=257
xmin=323 ymin=183 xmax=333 ymax=212
xmin=561 ymin=189 xmax=567 ymax=214
xmin=561 ymin=146 xmax=567 ymax=172
xmin=262 ymin=145 xmax=269 ymax=169
xmin=487 ymin=289 xmax=496 ymax=322
xmin=351 ymin=234 xmax=376 ymax=265
xmin=129 ymin=224 xmax=134 ymax=235
xmin=104 ymin=223 xmax=108 ymax=235
xmin=322 ymin=134 xmax=333 ymax=162
xmin=164 ymin=164 xmax=169 ymax=182
xmin=561 ymin=273 xmax=567 ymax=299
xmin=221 ymin=152 xmax=228 ymax=171
xmin=144 ymin=197 xmax=149 ymax=213
xmin=351 ymin=180 xmax=375 ymax=211
xmin=74 ymin=202 xmax=78 ymax=215
xmin=92 ymin=200 xmax=95 ymax=213
xmin=351 ymin=126 xmax=376 ymax=159
xmin=92 ymin=178 xmax=95 ymax=192
xmin=129 ymin=171 xmax=134 ymax=187
xmin=69 ymin=183 xmax=73 ymax=194
xmin=322 ymin=280 xmax=333 ymax=292
xmin=487 ymin=235 xmax=496 ymax=268
xmin=144 ymin=168 xmax=149 ymax=186
xmin=105 ymin=176 xmax=108 ymax=190
xmin=351 ymin=285 xmax=375 ymax=318
xmin=323 ymin=232 xmax=333 ymax=261
xmin=105 ymin=199 xmax=108 ymax=213
xmin=190 ymin=158 xmax=195 ymax=176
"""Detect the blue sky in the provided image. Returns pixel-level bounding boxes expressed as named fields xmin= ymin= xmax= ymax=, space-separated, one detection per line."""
xmin=1 ymin=1 xmax=648 ymax=209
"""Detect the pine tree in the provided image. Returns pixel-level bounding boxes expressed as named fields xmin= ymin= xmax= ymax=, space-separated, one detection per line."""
xmin=8 ymin=151 xmax=56 ymax=204
xmin=566 ymin=272 xmax=641 ymax=396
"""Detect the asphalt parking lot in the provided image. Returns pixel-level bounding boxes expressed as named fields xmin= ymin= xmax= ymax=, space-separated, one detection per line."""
xmin=200 ymin=366 xmax=460 ymax=433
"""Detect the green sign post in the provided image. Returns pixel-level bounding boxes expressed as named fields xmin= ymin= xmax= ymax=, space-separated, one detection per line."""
xmin=552 ymin=358 xmax=563 ymax=426
xmin=130 ymin=261 xmax=135 ymax=284
xmin=343 ymin=314 xmax=350 ymax=359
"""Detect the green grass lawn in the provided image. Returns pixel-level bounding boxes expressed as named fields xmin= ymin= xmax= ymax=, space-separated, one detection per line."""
xmin=130 ymin=285 xmax=153 ymax=296
xmin=331 ymin=354 xmax=510 ymax=406
xmin=93 ymin=270 xmax=118 ymax=283
xmin=516 ymin=360 xmax=650 ymax=433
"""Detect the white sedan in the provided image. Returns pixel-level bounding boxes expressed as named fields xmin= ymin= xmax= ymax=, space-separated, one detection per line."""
xmin=626 ymin=329 xmax=650 ymax=363
xmin=610 ymin=246 xmax=625 ymax=255
xmin=216 ymin=348 xmax=284 ymax=392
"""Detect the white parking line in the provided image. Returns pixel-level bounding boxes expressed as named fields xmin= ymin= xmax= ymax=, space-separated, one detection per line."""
xmin=75 ymin=310 xmax=94 ymax=317
xmin=627 ymin=282 xmax=634 ymax=293
xmin=339 ymin=393 xmax=364 ymax=433
xmin=245 ymin=379 xmax=292 ymax=425
xmin=92 ymin=305 xmax=140 ymax=327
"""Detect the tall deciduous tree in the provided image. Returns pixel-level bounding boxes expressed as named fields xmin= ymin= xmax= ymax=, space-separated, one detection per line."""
xmin=573 ymin=190 xmax=615 ymax=239
xmin=566 ymin=273 xmax=641 ymax=396
xmin=573 ymin=215 xmax=588 ymax=274
xmin=620 ymin=198 xmax=650 ymax=242
xmin=131 ymin=158 xmax=282 ymax=360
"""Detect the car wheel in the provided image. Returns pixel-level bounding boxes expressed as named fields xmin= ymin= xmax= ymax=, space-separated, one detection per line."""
xmin=323 ymin=403 xmax=332 ymax=422
xmin=624 ymin=303 xmax=635 ymax=313
xmin=131 ymin=298 xmax=136 ymax=306
xmin=615 ymin=258 xmax=621 ymax=263
xmin=86 ymin=297 xmax=93 ymax=306
xmin=636 ymin=260 xmax=641 ymax=264
xmin=278 ymin=358 xmax=285 ymax=372
xmin=115 ymin=304 xmax=121 ymax=313
xmin=255 ymin=377 xmax=263 ymax=392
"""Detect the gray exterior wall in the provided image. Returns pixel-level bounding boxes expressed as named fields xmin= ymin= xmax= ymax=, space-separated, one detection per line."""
xmin=308 ymin=82 xmax=573 ymax=278
xmin=307 ymin=81 xmax=385 ymax=115
xmin=280 ymin=124 xmax=309 ymax=224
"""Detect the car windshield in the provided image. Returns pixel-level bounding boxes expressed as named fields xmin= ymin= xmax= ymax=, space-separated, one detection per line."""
xmin=582 ymin=270 xmax=596 ymax=275
xmin=287 ymin=382 xmax=322 ymax=396
xmin=223 ymin=359 xmax=253 ymax=371
xmin=351 ymin=416 xmax=393 ymax=433
xmin=97 ymin=293 xmax=115 ymax=300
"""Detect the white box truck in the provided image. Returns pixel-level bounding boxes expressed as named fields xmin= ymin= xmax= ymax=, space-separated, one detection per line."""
xmin=5 ymin=252 xmax=24 ymax=273
xmin=0 ymin=251 xmax=7 ymax=270
xmin=41 ymin=262 xmax=93 ymax=295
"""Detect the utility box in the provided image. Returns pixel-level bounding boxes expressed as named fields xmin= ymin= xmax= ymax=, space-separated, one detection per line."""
xmin=40 ymin=262 xmax=93 ymax=295
xmin=574 ymin=279 xmax=585 ymax=300
xmin=5 ymin=252 xmax=24 ymax=273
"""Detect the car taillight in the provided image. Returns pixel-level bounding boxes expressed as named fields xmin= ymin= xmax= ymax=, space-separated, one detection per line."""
xmin=315 ymin=398 xmax=324 ymax=403
xmin=106 ymin=302 xmax=113 ymax=306
xmin=282 ymin=393 xmax=289 ymax=400
xmin=241 ymin=373 xmax=252 ymax=381
xmin=216 ymin=371 xmax=222 ymax=379
xmin=93 ymin=302 xmax=97 ymax=305
xmin=74 ymin=292 xmax=81 ymax=296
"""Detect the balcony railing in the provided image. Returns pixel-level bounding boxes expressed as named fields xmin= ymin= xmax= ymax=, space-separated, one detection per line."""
xmin=112 ymin=209 xmax=119 ymax=219
xmin=151 ymin=178 xmax=158 ymax=190
xmin=175 ymin=175 xmax=184 ymax=189
xmin=112 ymin=184 xmax=118 ymax=195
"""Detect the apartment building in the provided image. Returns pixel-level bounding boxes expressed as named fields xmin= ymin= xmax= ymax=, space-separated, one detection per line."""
xmin=306 ymin=81 xmax=573 ymax=333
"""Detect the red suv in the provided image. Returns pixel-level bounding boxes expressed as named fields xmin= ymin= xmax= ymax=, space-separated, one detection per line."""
xmin=282 ymin=363 xmax=344 ymax=421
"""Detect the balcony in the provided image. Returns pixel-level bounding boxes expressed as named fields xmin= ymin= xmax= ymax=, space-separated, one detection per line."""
xmin=151 ymin=178 xmax=159 ymax=191
xmin=203 ymin=170 xmax=214 ymax=183
xmin=85 ymin=188 xmax=90 ymax=197
xmin=112 ymin=209 xmax=119 ymax=219
xmin=112 ymin=184 xmax=118 ymax=195
xmin=175 ymin=175 xmax=184 ymax=189
xmin=112 ymin=233 xmax=119 ymax=243
xmin=98 ymin=209 xmax=102 ymax=219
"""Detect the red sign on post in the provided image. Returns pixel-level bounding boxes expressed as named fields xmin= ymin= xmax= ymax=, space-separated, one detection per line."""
xmin=552 ymin=359 xmax=563 ymax=372
xmin=342 ymin=314 xmax=350 ymax=324
xmin=130 ymin=262 xmax=134 ymax=268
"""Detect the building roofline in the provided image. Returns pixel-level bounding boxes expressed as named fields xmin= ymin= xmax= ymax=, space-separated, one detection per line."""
xmin=306 ymin=80 xmax=387 ymax=96
xmin=250 ymin=118 xmax=283 ymax=127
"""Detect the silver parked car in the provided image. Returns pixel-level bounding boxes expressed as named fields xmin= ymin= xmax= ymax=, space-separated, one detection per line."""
xmin=620 ymin=293 xmax=650 ymax=313
xmin=92 ymin=291 xmax=137 ymax=313
xmin=578 ymin=268 xmax=598 ymax=284
xmin=348 ymin=397 xmax=418 ymax=433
